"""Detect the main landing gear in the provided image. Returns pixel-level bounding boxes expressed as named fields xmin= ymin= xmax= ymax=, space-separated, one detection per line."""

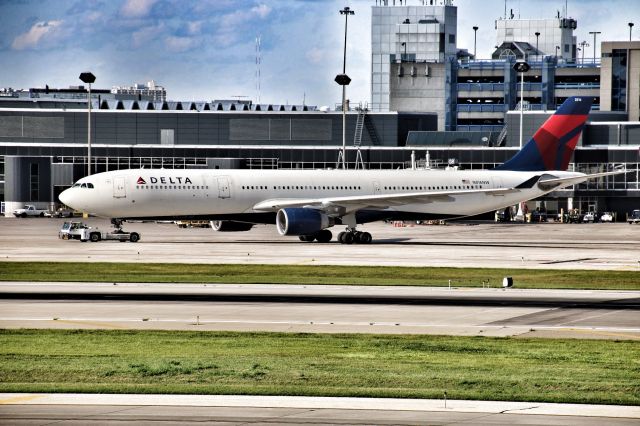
xmin=298 ymin=229 xmax=333 ymax=243
xmin=337 ymin=229 xmax=372 ymax=244
xmin=297 ymin=229 xmax=372 ymax=244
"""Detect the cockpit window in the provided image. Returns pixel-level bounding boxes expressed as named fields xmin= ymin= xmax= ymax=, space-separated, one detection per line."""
xmin=73 ymin=182 xmax=94 ymax=188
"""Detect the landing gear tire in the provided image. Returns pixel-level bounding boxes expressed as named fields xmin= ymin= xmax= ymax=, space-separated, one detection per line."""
xmin=315 ymin=229 xmax=332 ymax=243
xmin=343 ymin=232 xmax=354 ymax=244
xmin=339 ymin=230 xmax=372 ymax=244
xmin=357 ymin=231 xmax=372 ymax=244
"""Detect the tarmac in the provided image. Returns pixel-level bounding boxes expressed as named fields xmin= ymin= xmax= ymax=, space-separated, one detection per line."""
xmin=1 ymin=217 xmax=639 ymax=424
xmin=1 ymin=217 xmax=640 ymax=270
xmin=1 ymin=394 xmax=639 ymax=425
xmin=0 ymin=282 xmax=639 ymax=339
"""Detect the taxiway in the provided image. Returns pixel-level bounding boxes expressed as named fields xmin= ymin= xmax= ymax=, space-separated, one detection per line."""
xmin=1 ymin=218 xmax=639 ymax=270
xmin=1 ymin=282 xmax=638 ymax=339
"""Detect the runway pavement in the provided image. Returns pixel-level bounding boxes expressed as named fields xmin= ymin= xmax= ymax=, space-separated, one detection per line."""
xmin=1 ymin=394 xmax=638 ymax=425
xmin=1 ymin=282 xmax=638 ymax=339
xmin=2 ymin=219 xmax=639 ymax=423
xmin=1 ymin=218 xmax=639 ymax=270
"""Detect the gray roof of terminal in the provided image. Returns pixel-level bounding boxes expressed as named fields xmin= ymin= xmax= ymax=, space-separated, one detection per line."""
xmin=100 ymin=100 xmax=318 ymax=111
xmin=0 ymin=97 xmax=318 ymax=112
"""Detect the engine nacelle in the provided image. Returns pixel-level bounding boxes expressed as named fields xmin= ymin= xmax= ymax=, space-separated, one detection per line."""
xmin=276 ymin=208 xmax=333 ymax=236
xmin=210 ymin=220 xmax=254 ymax=232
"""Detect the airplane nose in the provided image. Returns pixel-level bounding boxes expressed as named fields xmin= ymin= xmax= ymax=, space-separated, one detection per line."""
xmin=58 ymin=188 xmax=72 ymax=206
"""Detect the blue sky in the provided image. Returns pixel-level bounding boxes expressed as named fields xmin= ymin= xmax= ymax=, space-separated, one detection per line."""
xmin=0 ymin=0 xmax=637 ymax=107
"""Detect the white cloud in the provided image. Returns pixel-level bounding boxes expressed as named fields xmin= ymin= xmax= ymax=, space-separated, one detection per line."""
xmin=165 ymin=36 xmax=200 ymax=52
xmin=11 ymin=20 xmax=64 ymax=50
xmin=213 ymin=4 xmax=272 ymax=47
xmin=187 ymin=21 xmax=203 ymax=36
xmin=120 ymin=0 xmax=157 ymax=18
xmin=306 ymin=47 xmax=326 ymax=64
xmin=218 ymin=3 xmax=272 ymax=30
xmin=132 ymin=24 xmax=165 ymax=48
xmin=251 ymin=4 xmax=271 ymax=19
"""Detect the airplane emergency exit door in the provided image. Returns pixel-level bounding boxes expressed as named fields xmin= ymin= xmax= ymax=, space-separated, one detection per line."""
xmin=113 ymin=176 xmax=126 ymax=198
xmin=217 ymin=177 xmax=230 ymax=199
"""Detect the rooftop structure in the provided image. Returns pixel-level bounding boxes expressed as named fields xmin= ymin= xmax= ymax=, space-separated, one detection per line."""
xmin=112 ymin=80 xmax=167 ymax=102
xmin=600 ymin=41 xmax=640 ymax=120
xmin=371 ymin=0 xmax=457 ymax=114
xmin=496 ymin=17 xmax=578 ymax=62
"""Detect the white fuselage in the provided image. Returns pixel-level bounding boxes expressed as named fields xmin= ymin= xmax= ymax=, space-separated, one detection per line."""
xmin=59 ymin=168 xmax=584 ymax=221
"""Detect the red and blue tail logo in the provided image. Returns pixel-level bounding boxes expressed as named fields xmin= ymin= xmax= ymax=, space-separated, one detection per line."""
xmin=496 ymin=97 xmax=593 ymax=171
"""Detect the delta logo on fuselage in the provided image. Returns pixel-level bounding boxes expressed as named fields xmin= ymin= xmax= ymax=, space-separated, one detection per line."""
xmin=137 ymin=176 xmax=193 ymax=185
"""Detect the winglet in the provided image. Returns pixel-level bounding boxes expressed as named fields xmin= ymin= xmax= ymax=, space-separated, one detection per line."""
xmin=495 ymin=97 xmax=593 ymax=171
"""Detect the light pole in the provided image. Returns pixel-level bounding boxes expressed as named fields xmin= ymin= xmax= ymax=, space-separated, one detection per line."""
xmin=335 ymin=6 xmax=354 ymax=170
xmin=534 ymin=31 xmax=540 ymax=58
xmin=401 ymin=42 xmax=407 ymax=60
xmin=579 ymin=40 xmax=589 ymax=64
xmin=473 ymin=26 xmax=479 ymax=59
xmin=555 ymin=45 xmax=560 ymax=59
xmin=513 ymin=60 xmax=530 ymax=148
xmin=589 ymin=31 xmax=601 ymax=63
xmin=629 ymin=22 xmax=634 ymax=41
xmin=79 ymin=72 xmax=96 ymax=176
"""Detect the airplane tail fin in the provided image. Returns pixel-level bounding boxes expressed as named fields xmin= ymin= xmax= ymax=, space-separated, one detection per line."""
xmin=495 ymin=96 xmax=593 ymax=171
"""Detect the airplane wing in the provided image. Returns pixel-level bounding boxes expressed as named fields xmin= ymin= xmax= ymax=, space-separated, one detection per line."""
xmin=537 ymin=169 xmax=630 ymax=190
xmin=252 ymin=187 xmax=518 ymax=214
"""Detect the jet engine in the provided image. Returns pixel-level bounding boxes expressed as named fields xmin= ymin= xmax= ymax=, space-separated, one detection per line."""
xmin=276 ymin=208 xmax=333 ymax=236
xmin=210 ymin=220 xmax=254 ymax=232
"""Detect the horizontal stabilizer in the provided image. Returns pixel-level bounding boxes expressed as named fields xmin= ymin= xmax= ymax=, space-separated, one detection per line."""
xmin=537 ymin=169 xmax=631 ymax=190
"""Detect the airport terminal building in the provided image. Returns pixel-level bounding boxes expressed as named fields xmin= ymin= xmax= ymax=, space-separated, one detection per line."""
xmin=1 ymin=99 xmax=637 ymax=218
xmin=1 ymin=1 xmax=639 ymax=218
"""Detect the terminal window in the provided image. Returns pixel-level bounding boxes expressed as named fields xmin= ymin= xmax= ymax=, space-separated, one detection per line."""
xmin=230 ymin=119 xmax=331 ymax=141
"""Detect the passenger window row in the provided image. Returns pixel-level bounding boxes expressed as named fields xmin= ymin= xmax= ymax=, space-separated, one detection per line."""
xmin=238 ymin=184 xmax=485 ymax=192
xmin=383 ymin=185 xmax=482 ymax=190
xmin=241 ymin=185 xmax=363 ymax=190
xmin=135 ymin=185 xmax=208 ymax=190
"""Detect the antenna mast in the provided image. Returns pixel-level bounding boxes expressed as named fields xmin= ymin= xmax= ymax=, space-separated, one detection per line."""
xmin=255 ymin=35 xmax=262 ymax=104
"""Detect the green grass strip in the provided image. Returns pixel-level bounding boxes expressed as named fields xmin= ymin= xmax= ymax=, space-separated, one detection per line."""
xmin=0 ymin=329 xmax=638 ymax=405
xmin=1 ymin=262 xmax=640 ymax=290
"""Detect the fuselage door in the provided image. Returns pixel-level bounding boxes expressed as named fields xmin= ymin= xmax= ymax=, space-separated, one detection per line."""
xmin=373 ymin=180 xmax=381 ymax=195
xmin=113 ymin=176 xmax=126 ymax=198
xmin=217 ymin=176 xmax=231 ymax=199
xmin=492 ymin=176 xmax=504 ymax=190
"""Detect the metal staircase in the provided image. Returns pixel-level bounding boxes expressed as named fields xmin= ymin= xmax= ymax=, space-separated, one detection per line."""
xmin=354 ymin=106 xmax=366 ymax=147
xmin=352 ymin=103 xmax=370 ymax=169
xmin=335 ymin=102 xmax=377 ymax=169
xmin=496 ymin=125 xmax=508 ymax=147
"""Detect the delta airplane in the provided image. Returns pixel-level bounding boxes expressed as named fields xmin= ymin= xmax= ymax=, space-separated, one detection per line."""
xmin=59 ymin=97 xmax=624 ymax=244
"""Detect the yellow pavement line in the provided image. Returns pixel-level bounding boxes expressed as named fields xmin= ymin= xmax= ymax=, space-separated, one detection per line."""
xmin=0 ymin=395 xmax=44 ymax=405
xmin=569 ymin=328 xmax=640 ymax=340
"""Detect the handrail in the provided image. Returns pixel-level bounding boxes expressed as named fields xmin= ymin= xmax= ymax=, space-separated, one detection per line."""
xmin=457 ymin=104 xmax=507 ymax=113
xmin=457 ymin=83 xmax=505 ymax=91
